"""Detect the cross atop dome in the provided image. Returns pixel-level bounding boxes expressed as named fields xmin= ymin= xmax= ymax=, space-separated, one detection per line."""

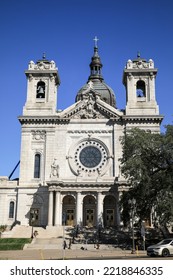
xmin=42 ymin=52 xmax=46 ymax=60
xmin=93 ymin=36 xmax=99 ymax=48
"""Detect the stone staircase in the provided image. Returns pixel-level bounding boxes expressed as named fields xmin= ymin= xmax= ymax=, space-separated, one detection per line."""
xmin=24 ymin=238 xmax=115 ymax=250
xmin=24 ymin=237 xmax=64 ymax=250
xmin=1 ymin=225 xmax=112 ymax=250
xmin=1 ymin=225 xmax=169 ymax=251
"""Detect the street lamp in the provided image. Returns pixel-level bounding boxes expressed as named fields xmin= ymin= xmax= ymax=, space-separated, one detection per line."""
xmin=128 ymin=198 xmax=136 ymax=254
xmin=31 ymin=217 xmax=35 ymax=238
xmin=62 ymin=211 xmax=66 ymax=260
xmin=141 ymin=220 xmax=146 ymax=251
xmin=30 ymin=209 xmax=37 ymax=238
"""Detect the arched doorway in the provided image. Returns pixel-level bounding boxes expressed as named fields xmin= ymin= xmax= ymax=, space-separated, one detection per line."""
xmin=62 ymin=195 xmax=75 ymax=226
xmin=103 ymin=195 xmax=116 ymax=227
xmin=83 ymin=195 xmax=96 ymax=227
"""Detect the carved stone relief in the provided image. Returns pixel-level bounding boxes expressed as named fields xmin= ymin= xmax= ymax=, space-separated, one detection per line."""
xmin=32 ymin=130 xmax=46 ymax=140
xmin=28 ymin=60 xmax=57 ymax=71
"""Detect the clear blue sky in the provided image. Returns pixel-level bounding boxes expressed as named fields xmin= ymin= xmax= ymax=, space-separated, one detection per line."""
xmin=0 ymin=0 xmax=173 ymax=177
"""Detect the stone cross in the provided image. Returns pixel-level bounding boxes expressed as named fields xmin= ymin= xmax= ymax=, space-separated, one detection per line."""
xmin=93 ymin=36 xmax=99 ymax=47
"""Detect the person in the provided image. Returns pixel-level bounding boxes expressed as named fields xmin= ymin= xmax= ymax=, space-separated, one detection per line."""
xmin=96 ymin=242 xmax=100 ymax=249
xmin=75 ymin=224 xmax=79 ymax=237
xmin=68 ymin=238 xmax=72 ymax=249
xmin=63 ymin=240 xmax=67 ymax=250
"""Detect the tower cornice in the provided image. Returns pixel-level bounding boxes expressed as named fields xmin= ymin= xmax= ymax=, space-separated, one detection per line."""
xmin=18 ymin=116 xmax=70 ymax=125
xmin=122 ymin=115 xmax=164 ymax=124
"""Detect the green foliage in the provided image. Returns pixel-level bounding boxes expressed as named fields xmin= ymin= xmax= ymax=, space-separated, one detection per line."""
xmin=120 ymin=126 xmax=173 ymax=225
xmin=0 ymin=238 xmax=31 ymax=250
xmin=0 ymin=225 xmax=7 ymax=232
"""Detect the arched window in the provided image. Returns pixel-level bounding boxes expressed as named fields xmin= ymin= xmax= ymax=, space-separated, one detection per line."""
xmin=36 ymin=81 xmax=45 ymax=98
xmin=136 ymin=80 xmax=146 ymax=97
xmin=9 ymin=201 xmax=15 ymax=218
xmin=34 ymin=153 xmax=41 ymax=178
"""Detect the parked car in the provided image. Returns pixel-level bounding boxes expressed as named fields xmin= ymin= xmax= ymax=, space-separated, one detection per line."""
xmin=147 ymin=238 xmax=173 ymax=257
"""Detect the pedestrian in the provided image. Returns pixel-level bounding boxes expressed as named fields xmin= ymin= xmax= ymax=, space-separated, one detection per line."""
xmin=68 ymin=238 xmax=72 ymax=249
xmin=63 ymin=240 xmax=67 ymax=250
xmin=75 ymin=224 xmax=79 ymax=237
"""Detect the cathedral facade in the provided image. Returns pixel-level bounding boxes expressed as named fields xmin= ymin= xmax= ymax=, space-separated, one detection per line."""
xmin=0 ymin=44 xmax=163 ymax=229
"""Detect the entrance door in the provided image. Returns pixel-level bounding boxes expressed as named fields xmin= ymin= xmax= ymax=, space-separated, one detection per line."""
xmin=104 ymin=195 xmax=117 ymax=227
xmin=86 ymin=209 xmax=94 ymax=227
xmin=62 ymin=195 xmax=75 ymax=226
xmin=106 ymin=209 xmax=114 ymax=227
xmin=66 ymin=209 xmax=74 ymax=226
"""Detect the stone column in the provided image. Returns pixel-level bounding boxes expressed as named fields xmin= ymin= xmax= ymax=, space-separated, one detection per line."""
xmin=54 ymin=191 xmax=60 ymax=226
xmin=59 ymin=194 xmax=63 ymax=225
xmin=48 ymin=190 xmax=53 ymax=226
xmin=76 ymin=192 xmax=83 ymax=226
xmin=97 ymin=192 xmax=104 ymax=226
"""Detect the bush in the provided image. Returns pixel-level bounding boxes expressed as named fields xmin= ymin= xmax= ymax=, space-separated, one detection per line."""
xmin=0 ymin=225 xmax=7 ymax=232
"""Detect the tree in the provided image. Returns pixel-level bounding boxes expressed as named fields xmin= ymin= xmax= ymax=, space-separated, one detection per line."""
xmin=119 ymin=126 xmax=173 ymax=227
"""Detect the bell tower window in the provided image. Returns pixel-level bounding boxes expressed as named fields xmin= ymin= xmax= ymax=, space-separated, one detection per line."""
xmin=36 ymin=81 xmax=45 ymax=99
xmin=136 ymin=80 xmax=146 ymax=98
xmin=34 ymin=153 xmax=41 ymax=178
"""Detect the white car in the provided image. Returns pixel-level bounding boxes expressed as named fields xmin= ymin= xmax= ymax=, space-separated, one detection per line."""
xmin=147 ymin=239 xmax=173 ymax=257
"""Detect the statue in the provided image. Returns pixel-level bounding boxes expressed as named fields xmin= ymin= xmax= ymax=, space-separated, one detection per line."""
xmin=50 ymin=158 xmax=59 ymax=178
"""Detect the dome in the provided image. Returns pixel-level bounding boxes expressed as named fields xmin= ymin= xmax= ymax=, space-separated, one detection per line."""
xmin=75 ymin=44 xmax=116 ymax=108
xmin=76 ymin=79 xmax=116 ymax=107
xmin=132 ymin=51 xmax=147 ymax=63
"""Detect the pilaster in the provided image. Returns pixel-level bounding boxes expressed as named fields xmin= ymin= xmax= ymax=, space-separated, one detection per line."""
xmin=48 ymin=191 xmax=53 ymax=226
xmin=54 ymin=191 xmax=61 ymax=226
xmin=76 ymin=192 xmax=83 ymax=226
xmin=97 ymin=192 xmax=104 ymax=226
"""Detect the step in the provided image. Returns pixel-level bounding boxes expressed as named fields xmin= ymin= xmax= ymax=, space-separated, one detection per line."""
xmin=24 ymin=238 xmax=117 ymax=250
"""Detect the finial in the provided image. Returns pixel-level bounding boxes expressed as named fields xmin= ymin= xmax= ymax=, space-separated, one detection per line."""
xmin=137 ymin=51 xmax=140 ymax=58
xmin=93 ymin=36 xmax=99 ymax=48
xmin=42 ymin=53 xmax=46 ymax=60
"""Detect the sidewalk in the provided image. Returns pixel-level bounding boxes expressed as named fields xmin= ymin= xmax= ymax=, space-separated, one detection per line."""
xmin=0 ymin=247 xmax=147 ymax=260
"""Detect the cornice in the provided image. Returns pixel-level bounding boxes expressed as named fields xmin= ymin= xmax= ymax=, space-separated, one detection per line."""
xmin=47 ymin=180 xmax=114 ymax=188
xmin=122 ymin=115 xmax=164 ymax=123
xmin=18 ymin=116 xmax=70 ymax=125
xmin=18 ymin=113 xmax=163 ymax=125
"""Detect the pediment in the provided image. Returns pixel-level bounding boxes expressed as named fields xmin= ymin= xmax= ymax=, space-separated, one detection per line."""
xmin=58 ymin=94 xmax=123 ymax=120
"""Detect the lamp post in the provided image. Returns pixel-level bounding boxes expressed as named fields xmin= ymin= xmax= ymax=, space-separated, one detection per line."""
xmin=31 ymin=217 xmax=35 ymax=238
xmin=30 ymin=209 xmax=37 ymax=238
xmin=62 ymin=211 xmax=66 ymax=260
xmin=141 ymin=221 xmax=146 ymax=251
xmin=128 ymin=198 xmax=136 ymax=254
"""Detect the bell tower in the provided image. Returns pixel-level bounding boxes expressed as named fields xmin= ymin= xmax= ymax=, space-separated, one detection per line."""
xmin=23 ymin=54 xmax=60 ymax=116
xmin=123 ymin=53 xmax=159 ymax=116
